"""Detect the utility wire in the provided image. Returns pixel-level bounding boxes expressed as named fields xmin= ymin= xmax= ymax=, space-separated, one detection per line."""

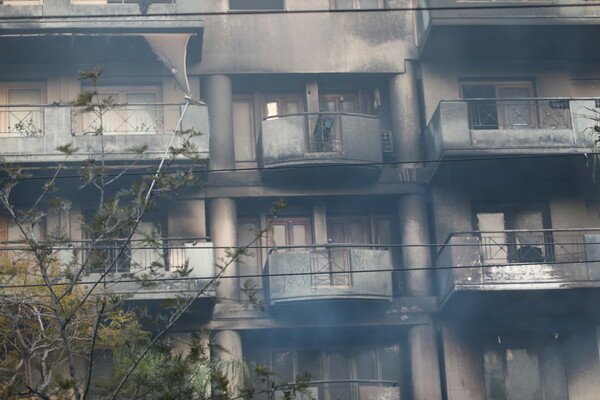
xmin=1 ymin=151 xmax=596 ymax=183
xmin=0 ymin=2 xmax=600 ymax=21
xmin=0 ymin=256 xmax=598 ymax=290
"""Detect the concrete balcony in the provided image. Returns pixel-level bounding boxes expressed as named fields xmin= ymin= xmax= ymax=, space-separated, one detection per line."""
xmin=436 ymin=229 xmax=600 ymax=305
xmin=0 ymin=0 xmax=203 ymax=33
xmin=0 ymin=238 xmax=215 ymax=301
xmin=425 ymin=98 xmax=596 ymax=163
xmin=259 ymin=112 xmax=383 ymax=185
xmin=0 ymin=103 xmax=209 ymax=163
xmin=265 ymin=246 xmax=393 ymax=310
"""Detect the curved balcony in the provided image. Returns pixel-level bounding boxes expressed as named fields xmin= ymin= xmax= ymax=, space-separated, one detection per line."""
xmin=259 ymin=112 xmax=383 ymax=185
xmin=265 ymin=245 xmax=393 ymax=311
xmin=436 ymin=229 xmax=600 ymax=306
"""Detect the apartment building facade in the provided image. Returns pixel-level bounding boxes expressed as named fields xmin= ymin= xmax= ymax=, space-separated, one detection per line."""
xmin=1 ymin=0 xmax=600 ymax=399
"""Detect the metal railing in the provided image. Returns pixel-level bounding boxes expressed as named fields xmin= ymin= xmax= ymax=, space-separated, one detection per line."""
xmin=0 ymin=237 xmax=208 ymax=274
xmin=437 ymin=228 xmax=600 ymax=266
xmin=467 ymin=98 xmax=572 ymax=130
xmin=0 ymin=105 xmax=43 ymax=136
xmin=311 ymin=247 xmax=352 ymax=287
xmin=71 ymin=103 xmax=181 ymax=136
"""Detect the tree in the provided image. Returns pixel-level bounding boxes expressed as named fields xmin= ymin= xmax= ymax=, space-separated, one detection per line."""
xmin=0 ymin=69 xmax=311 ymax=400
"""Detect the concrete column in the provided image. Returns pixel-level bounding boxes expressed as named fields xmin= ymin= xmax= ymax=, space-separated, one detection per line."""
xmin=209 ymin=197 xmax=238 ymax=301
xmin=205 ymin=75 xmax=243 ymax=393
xmin=205 ymin=74 xmax=235 ymax=171
xmin=399 ymin=194 xmax=434 ymax=297
xmin=214 ymin=329 xmax=244 ymax=394
xmin=391 ymin=64 xmax=442 ymax=400
xmin=389 ymin=61 xmax=422 ymax=167
xmin=408 ymin=323 xmax=443 ymax=400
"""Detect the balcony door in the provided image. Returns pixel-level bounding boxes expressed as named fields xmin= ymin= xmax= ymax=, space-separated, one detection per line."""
xmin=474 ymin=204 xmax=550 ymax=265
xmin=312 ymin=217 xmax=369 ymax=287
xmin=262 ymin=94 xmax=304 ymax=118
xmin=270 ymin=217 xmax=312 ymax=250
xmin=461 ymin=82 xmax=535 ymax=130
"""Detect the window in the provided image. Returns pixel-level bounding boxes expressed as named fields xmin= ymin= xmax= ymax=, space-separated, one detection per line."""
xmin=267 ymin=345 xmax=402 ymax=400
xmin=311 ymin=93 xmax=359 ymax=153
xmin=330 ymin=0 xmax=383 ymax=9
xmin=482 ymin=333 xmax=567 ymax=400
xmin=262 ymin=93 xmax=304 ymax=118
xmin=76 ymin=86 xmax=163 ymax=135
xmin=473 ymin=203 xmax=551 ymax=265
xmin=270 ymin=217 xmax=312 ymax=249
xmin=229 ymin=0 xmax=284 ymax=10
xmin=0 ymin=83 xmax=45 ymax=137
xmin=461 ymin=81 xmax=536 ymax=130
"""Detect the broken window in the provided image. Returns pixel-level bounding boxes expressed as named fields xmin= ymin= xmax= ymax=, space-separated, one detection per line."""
xmin=473 ymin=204 xmax=551 ymax=265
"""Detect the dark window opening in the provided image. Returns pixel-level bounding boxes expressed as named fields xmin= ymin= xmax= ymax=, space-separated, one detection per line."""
xmin=229 ymin=0 xmax=284 ymax=10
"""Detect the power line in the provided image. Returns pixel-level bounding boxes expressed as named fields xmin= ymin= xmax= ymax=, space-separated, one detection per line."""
xmin=0 ymin=256 xmax=597 ymax=290
xmin=0 ymin=150 xmax=595 ymax=183
xmin=0 ymin=2 xmax=599 ymax=21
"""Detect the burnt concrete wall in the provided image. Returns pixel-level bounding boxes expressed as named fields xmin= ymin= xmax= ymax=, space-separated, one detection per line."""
xmin=194 ymin=0 xmax=415 ymax=74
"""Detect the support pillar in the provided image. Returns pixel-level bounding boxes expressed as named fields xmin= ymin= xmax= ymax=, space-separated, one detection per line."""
xmin=391 ymin=63 xmax=442 ymax=400
xmin=205 ymin=74 xmax=243 ymax=394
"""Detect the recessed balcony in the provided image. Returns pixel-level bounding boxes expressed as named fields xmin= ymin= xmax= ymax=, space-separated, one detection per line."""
xmin=0 ymin=103 xmax=209 ymax=163
xmin=265 ymin=245 xmax=393 ymax=310
xmin=436 ymin=229 xmax=600 ymax=305
xmin=426 ymin=98 xmax=596 ymax=163
xmin=259 ymin=112 xmax=383 ymax=185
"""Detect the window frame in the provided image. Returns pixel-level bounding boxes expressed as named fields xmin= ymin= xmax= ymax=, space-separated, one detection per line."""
xmin=472 ymin=202 xmax=553 ymax=264
xmin=460 ymin=80 xmax=538 ymax=130
xmin=0 ymin=82 xmax=46 ymax=137
xmin=77 ymin=84 xmax=163 ymax=136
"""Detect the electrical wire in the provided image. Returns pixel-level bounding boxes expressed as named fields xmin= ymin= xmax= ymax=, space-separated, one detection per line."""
xmin=0 ymin=151 xmax=595 ymax=183
xmin=0 ymin=2 xmax=600 ymax=21
xmin=0 ymin=255 xmax=598 ymax=290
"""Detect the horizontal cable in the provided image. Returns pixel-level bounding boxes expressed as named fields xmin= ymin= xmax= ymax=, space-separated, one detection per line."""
xmin=0 ymin=2 xmax=600 ymax=21
xmin=1 ymin=256 xmax=600 ymax=290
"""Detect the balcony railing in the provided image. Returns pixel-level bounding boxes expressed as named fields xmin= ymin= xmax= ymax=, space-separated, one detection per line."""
xmin=0 ymin=238 xmax=215 ymax=298
xmin=0 ymin=103 xmax=209 ymax=162
xmin=467 ymin=98 xmax=572 ymax=130
xmin=289 ymin=380 xmax=400 ymax=400
xmin=0 ymin=105 xmax=43 ymax=136
xmin=425 ymin=98 xmax=596 ymax=161
xmin=72 ymin=103 xmax=181 ymax=136
xmin=266 ymin=245 xmax=393 ymax=307
xmin=435 ymin=228 xmax=600 ymax=300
